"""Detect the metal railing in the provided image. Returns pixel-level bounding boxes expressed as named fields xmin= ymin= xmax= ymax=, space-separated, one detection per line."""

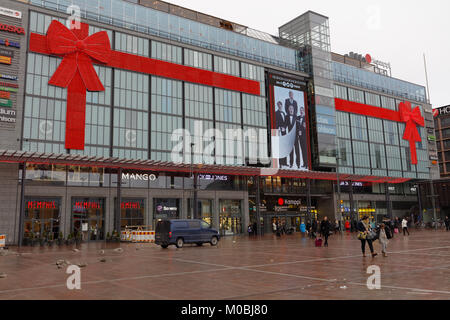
xmin=34 ymin=0 xmax=300 ymax=72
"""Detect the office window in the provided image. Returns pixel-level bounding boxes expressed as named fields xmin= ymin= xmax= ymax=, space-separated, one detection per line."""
xmin=112 ymin=70 xmax=149 ymax=159
xmin=334 ymin=84 xmax=347 ymax=100
xmin=115 ymin=32 xmax=149 ymax=56
xmin=365 ymin=92 xmax=381 ymax=107
xmin=348 ymin=88 xmax=364 ymax=104
xmin=214 ymin=56 xmax=240 ymax=77
xmin=151 ymin=40 xmax=182 ymax=64
xmin=184 ymin=49 xmax=212 ymax=70
xmin=151 ymin=76 xmax=183 ymax=162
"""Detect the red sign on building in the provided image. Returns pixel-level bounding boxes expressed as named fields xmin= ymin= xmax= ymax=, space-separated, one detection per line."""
xmin=0 ymin=23 xmax=25 ymax=35
xmin=27 ymin=201 xmax=57 ymax=209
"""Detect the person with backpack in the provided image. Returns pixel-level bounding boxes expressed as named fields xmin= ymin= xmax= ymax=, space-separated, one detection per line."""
xmin=444 ymin=216 xmax=449 ymax=232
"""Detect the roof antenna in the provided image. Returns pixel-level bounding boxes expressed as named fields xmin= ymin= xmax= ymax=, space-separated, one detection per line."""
xmin=423 ymin=53 xmax=431 ymax=104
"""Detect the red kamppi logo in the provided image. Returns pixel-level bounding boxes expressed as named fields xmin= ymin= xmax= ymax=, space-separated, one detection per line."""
xmin=0 ymin=23 xmax=25 ymax=35
xmin=433 ymin=109 xmax=439 ymax=118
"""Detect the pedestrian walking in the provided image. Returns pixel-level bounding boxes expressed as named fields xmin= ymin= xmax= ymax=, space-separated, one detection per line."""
xmin=357 ymin=216 xmax=378 ymax=258
xmin=253 ymin=222 xmax=258 ymax=236
xmin=306 ymin=221 xmax=311 ymax=237
xmin=345 ymin=220 xmax=351 ymax=232
xmin=394 ymin=217 xmax=401 ymax=234
xmin=272 ymin=220 xmax=277 ymax=234
xmin=247 ymin=224 xmax=253 ymax=237
xmin=320 ymin=217 xmax=331 ymax=247
xmin=276 ymin=220 xmax=281 ymax=238
xmin=311 ymin=220 xmax=318 ymax=238
xmin=379 ymin=224 xmax=389 ymax=257
xmin=445 ymin=216 xmax=449 ymax=232
xmin=402 ymin=218 xmax=410 ymax=236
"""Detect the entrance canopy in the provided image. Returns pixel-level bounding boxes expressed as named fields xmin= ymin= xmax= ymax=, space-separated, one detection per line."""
xmin=0 ymin=150 xmax=410 ymax=184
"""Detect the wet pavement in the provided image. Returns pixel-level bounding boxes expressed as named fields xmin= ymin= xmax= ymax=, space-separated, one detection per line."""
xmin=0 ymin=230 xmax=449 ymax=300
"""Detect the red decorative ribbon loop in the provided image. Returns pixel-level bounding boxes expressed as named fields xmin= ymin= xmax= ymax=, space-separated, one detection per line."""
xmin=45 ymin=21 xmax=111 ymax=150
xmin=335 ymin=98 xmax=425 ymax=165
xmin=399 ymin=101 xmax=425 ymax=165
xmin=47 ymin=20 xmax=111 ymax=91
xmin=29 ymin=20 xmax=260 ymax=151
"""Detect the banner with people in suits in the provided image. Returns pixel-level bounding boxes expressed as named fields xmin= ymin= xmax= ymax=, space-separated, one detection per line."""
xmin=269 ymin=74 xmax=309 ymax=171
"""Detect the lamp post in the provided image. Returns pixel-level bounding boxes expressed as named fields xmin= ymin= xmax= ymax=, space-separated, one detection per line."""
xmin=336 ymin=139 xmax=343 ymax=232
xmin=191 ymin=143 xmax=198 ymax=220
xmin=427 ymin=166 xmax=438 ymax=231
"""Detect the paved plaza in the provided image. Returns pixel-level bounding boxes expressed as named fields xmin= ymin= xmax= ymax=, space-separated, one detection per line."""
xmin=0 ymin=230 xmax=449 ymax=300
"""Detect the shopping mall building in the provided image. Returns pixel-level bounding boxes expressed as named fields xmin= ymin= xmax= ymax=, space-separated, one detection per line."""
xmin=0 ymin=0 xmax=440 ymax=244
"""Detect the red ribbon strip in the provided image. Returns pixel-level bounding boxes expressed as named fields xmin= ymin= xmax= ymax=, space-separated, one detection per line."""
xmin=29 ymin=20 xmax=260 ymax=150
xmin=335 ymin=98 xmax=425 ymax=165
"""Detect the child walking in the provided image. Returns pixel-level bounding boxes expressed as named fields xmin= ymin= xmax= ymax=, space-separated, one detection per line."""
xmin=379 ymin=224 xmax=389 ymax=257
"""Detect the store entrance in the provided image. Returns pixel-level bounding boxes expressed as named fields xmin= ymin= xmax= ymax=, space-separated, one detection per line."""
xmin=219 ymin=200 xmax=243 ymax=236
xmin=72 ymin=198 xmax=105 ymax=241
xmin=24 ymin=198 xmax=61 ymax=241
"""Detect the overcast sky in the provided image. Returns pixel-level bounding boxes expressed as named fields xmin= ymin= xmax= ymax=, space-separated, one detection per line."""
xmin=168 ymin=0 xmax=449 ymax=108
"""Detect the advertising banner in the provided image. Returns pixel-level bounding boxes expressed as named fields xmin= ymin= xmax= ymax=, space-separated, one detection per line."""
xmin=269 ymin=73 xmax=310 ymax=171
xmin=0 ymin=7 xmax=22 ymax=19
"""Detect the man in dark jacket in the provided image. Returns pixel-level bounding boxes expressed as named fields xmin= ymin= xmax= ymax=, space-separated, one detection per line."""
xmin=311 ymin=220 xmax=318 ymax=238
xmin=320 ymin=217 xmax=331 ymax=247
xmin=445 ymin=216 xmax=449 ymax=232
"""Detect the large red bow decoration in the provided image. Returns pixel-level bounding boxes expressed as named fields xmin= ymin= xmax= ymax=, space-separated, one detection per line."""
xmin=335 ymin=98 xmax=425 ymax=165
xmin=46 ymin=21 xmax=111 ymax=150
xmin=399 ymin=101 xmax=425 ymax=165
xmin=30 ymin=20 xmax=260 ymax=151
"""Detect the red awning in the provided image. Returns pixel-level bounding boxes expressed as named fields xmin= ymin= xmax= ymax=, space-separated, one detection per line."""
xmin=0 ymin=150 xmax=410 ymax=184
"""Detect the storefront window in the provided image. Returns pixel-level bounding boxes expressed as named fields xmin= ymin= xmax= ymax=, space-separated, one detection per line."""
xmin=24 ymin=198 xmax=61 ymax=241
xmin=25 ymin=164 xmax=66 ymax=186
xmin=188 ymin=199 xmax=213 ymax=226
xmin=72 ymin=198 xmax=105 ymax=241
xmin=219 ymin=200 xmax=242 ymax=236
xmin=118 ymin=199 xmax=145 ymax=229
xmin=154 ymin=199 xmax=181 ymax=224
xmin=67 ymin=166 xmax=107 ymax=187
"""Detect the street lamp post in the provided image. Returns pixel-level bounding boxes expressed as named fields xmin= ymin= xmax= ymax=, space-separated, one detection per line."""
xmin=336 ymin=139 xmax=343 ymax=232
xmin=427 ymin=167 xmax=438 ymax=231
xmin=191 ymin=143 xmax=198 ymax=220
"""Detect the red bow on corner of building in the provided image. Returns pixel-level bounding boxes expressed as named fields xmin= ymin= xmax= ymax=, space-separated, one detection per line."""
xmin=46 ymin=20 xmax=111 ymax=150
xmin=399 ymin=101 xmax=425 ymax=165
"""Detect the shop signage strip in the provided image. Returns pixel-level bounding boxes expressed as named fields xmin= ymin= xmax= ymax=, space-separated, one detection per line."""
xmin=0 ymin=86 xmax=17 ymax=92
xmin=0 ymin=74 xmax=18 ymax=81
xmin=335 ymin=98 xmax=425 ymax=165
xmin=0 ymin=98 xmax=12 ymax=107
xmin=0 ymin=56 xmax=11 ymax=65
xmin=0 ymin=7 xmax=22 ymax=19
xmin=29 ymin=20 xmax=260 ymax=151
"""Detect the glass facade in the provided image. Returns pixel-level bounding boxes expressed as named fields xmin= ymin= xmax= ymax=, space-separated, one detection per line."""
xmin=30 ymin=0 xmax=298 ymax=71
xmin=334 ymin=84 xmax=430 ymax=179
xmin=333 ymin=62 xmax=427 ymax=103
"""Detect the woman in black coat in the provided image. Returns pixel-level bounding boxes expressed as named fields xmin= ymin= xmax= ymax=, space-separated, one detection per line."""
xmin=320 ymin=217 xmax=331 ymax=247
xmin=357 ymin=216 xmax=378 ymax=258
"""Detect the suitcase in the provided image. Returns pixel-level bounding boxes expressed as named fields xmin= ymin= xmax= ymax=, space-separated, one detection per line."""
xmin=315 ymin=238 xmax=323 ymax=247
